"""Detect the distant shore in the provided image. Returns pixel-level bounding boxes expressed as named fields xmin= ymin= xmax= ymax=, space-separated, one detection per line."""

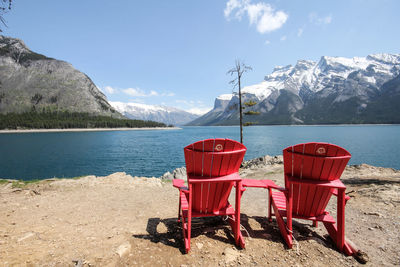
xmin=0 ymin=127 xmax=181 ymax=134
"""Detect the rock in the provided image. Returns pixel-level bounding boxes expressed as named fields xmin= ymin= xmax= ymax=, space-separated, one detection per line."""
xmin=160 ymin=167 xmax=187 ymax=180
xmin=72 ymin=259 xmax=83 ymax=267
xmin=17 ymin=232 xmax=35 ymax=242
xmin=364 ymin=212 xmax=382 ymax=217
xmin=116 ymin=242 xmax=131 ymax=258
xmin=160 ymin=171 xmax=173 ymax=180
xmin=196 ymin=242 xmax=204 ymax=250
xmin=241 ymin=155 xmax=283 ymax=169
xmin=354 ymin=250 xmax=370 ymax=264
xmin=156 ymin=222 xmax=168 ymax=234
xmin=223 ymin=247 xmax=240 ymax=264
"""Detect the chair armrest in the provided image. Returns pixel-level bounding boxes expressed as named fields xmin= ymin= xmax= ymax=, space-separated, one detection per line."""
xmin=332 ymin=188 xmax=351 ymax=202
xmin=173 ymin=179 xmax=189 ymax=191
xmin=270 ymin=186 xmax=287 ymax=192
xmin=232 ymin=180 xmax=246 ymax=192
xmin=287 ymin=176 xmax=346 ymax=189
xmin=265 ymin=180 xmax=286 ymax=192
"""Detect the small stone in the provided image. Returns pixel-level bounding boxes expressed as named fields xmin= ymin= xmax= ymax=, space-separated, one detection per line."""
xmin=156 ymin=222 xmax=168 ymax=234
xmin=196 ymin=242 xmax=204 ymax=250
xmin=223 ymin=247 xmax=240 ymax=264
xmin=116 ymin=242 xmax=131 ymax=257
xmin=72 ymin=259 xmax=83 ymax=267
xmin=364 ymin=212 xmax=382 ymax=217
xmin=17 ymin=232 xmax=35 ymax=242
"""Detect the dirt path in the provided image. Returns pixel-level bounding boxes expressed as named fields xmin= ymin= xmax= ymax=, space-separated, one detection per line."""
xmin=0 ymin=158 xmax=399 ymax=266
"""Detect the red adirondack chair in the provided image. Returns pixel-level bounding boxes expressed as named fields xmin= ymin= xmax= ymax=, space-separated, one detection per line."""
xmin=173 ymin=138 xmax=247 ymax=253
xmin=268 ymin=142 xmax=356 ymax=255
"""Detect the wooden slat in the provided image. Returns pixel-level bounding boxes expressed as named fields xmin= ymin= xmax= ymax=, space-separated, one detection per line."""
xmin=219 ymin=140 xmax=234 ymax=176
xmin=308 ymin=186 xmax=324 ymax=216
xmin=211 ymin=154 xmax=223 ymax=177
xmin=320 ymin=158 xmax=334 ymax=180
xmin=304 ymin=143 xmax=318 ymax=172
xmin=184 ymin=146 xmax=194 ymax=176
xmin=303 ymin=184 xmax=318 ymax=216
xmin=202 ymin=152 xmax=213 ymax=177
xmin=210 ymin=182 xmax=220 ymax=212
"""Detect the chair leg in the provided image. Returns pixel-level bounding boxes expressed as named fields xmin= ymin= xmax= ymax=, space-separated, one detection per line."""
xmin=186 ymin=215 xmax=191 ymax=253
xmin=178 ymin=194 xmax=182 ymax=222
xmin=268 ymin=188 xmax=272 ymax=222
xmin=323 ymin=188 xmax=354 ymax=255
xmin=181 ymin=214 xmax=191 ymax=254
xmin=272 ymin=201 xmax=292 ymax=248
xmin=323 ymin=222 xmax=353 ymax=256
xmin=337 ymin=188 xmax=345 ymax=252
xmin=227 ymin=215 xmax=245 ymax=248
xmin=234 ymin=181 xmax=245 ymax=248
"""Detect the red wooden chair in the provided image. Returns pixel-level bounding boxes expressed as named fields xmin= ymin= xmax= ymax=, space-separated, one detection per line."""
xmin=268 ymin=142 xmax=356 ymax=255
xmin=173 ymin=138 xmax=247 ymax=253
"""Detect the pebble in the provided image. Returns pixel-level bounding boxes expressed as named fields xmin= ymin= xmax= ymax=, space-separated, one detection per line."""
xmin=17 ymin=232 xmax=35 ymax=242
xmin=223 ymin=247 xmax=240 ymax=264
xmin=116 ymin=242 xmax=132 ymax=257
xmin=196 ymin=242 xmax=204 ymax=250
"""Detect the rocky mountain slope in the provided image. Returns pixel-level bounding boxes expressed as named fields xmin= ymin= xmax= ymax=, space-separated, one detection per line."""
xmin=188 ymin=54 xmax=400 ymax=125
xmin=0 ymin=36 xmax=122 ymax=118
xmin=110 ymin=101 xmax=199 ymax=126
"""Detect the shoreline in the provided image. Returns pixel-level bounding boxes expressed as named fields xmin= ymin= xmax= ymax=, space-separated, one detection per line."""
xmin=0 ymin=127 xmax=181 ymax=134
xmin=185 ymin=124 xmax=400 ymax=127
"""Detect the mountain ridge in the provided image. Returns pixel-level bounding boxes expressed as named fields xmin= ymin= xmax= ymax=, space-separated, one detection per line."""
xmin=0 ymin=35 xmax=122 ymax=118
xmin=188 ymin=53 xmax=400 ymax=125
xmin=110 ymin=101 xmax=199 ymax=126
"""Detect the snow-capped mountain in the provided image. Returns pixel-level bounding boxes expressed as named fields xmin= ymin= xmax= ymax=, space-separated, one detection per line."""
xmin=110 ymin=102 xmax=199 ymax=126
xmin=188 ymin=53 xmax=400 ymax=125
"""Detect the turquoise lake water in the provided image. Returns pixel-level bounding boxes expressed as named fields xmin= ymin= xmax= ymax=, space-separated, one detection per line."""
xmin=0 ymin=125 xmax=399 ymax=180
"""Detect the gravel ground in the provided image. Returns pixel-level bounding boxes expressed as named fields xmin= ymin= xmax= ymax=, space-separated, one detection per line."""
xmin=0 ymin=157 xmax=399 ymax=266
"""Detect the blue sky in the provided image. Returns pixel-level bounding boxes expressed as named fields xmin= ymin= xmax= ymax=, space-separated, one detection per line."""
xmin=2 ymin=0 xmax=400 ymax=114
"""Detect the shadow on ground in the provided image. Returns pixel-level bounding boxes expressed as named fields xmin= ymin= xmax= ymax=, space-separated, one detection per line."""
xmin=132 ymin=214 xmax=338 ymax=255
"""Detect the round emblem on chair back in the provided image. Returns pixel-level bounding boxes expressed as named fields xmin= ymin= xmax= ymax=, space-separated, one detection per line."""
xmin=316 ymin=147 xmax=326 ymax=155
xmin=215 ymin=144 xmax=223 ymax=151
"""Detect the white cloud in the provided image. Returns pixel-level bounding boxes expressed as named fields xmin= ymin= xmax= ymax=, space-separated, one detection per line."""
xmin=264 ymin=40 xmax=271 ymax=45
xmin=128 ymin=98 xmax=146 ymax=104
xmin=105 ymin=86 xmax=116 ymax=94
xmin=224 ymin=0 xmax=248 ymax=20
xmin=323 ymin=15 xmax=332 ymax=24
xmin=280 ymin=35 xmax=287 ymax=41
xmin=149 ymin=90 xmax=159 ymax=96
xmin=297 ymin=27 xmax=304 ymax=37
xmin=187 ymin=107 xmax=212 ymax=116
xmin=309 ymin=12 xmax=332 ymax=25
xmin=175 ymin=99 xmax=211 ymax=115
xmin=123 ymin=88 xmax=149 ymax=97
xmin=224 ymin=0 xmax=288 ymax=34
xmin=99 ymin=86 xmax=117 ymax=94
xmin=120 ymin=87 xmax=175 ymax=98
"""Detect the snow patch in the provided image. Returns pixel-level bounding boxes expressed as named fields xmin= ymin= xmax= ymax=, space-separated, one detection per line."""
xmin=217 ymin=94 xmax=233 ymax=101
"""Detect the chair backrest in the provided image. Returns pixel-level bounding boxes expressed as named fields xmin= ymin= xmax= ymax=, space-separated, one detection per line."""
xmin=283 ymin=142 xmax=351 ymax=217
xmin=184 ymin=138 xmax=246 ymax=214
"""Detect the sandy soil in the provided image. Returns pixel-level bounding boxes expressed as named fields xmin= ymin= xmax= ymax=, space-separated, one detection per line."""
xmin=0 ymin=127 xmax=180 ymax=134
xmin=0 ymin=158 xmax=399 ymax=266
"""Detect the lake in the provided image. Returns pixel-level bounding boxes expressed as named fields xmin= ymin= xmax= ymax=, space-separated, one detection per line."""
xmin=0 ymin=125 xmax=399 ymax=180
